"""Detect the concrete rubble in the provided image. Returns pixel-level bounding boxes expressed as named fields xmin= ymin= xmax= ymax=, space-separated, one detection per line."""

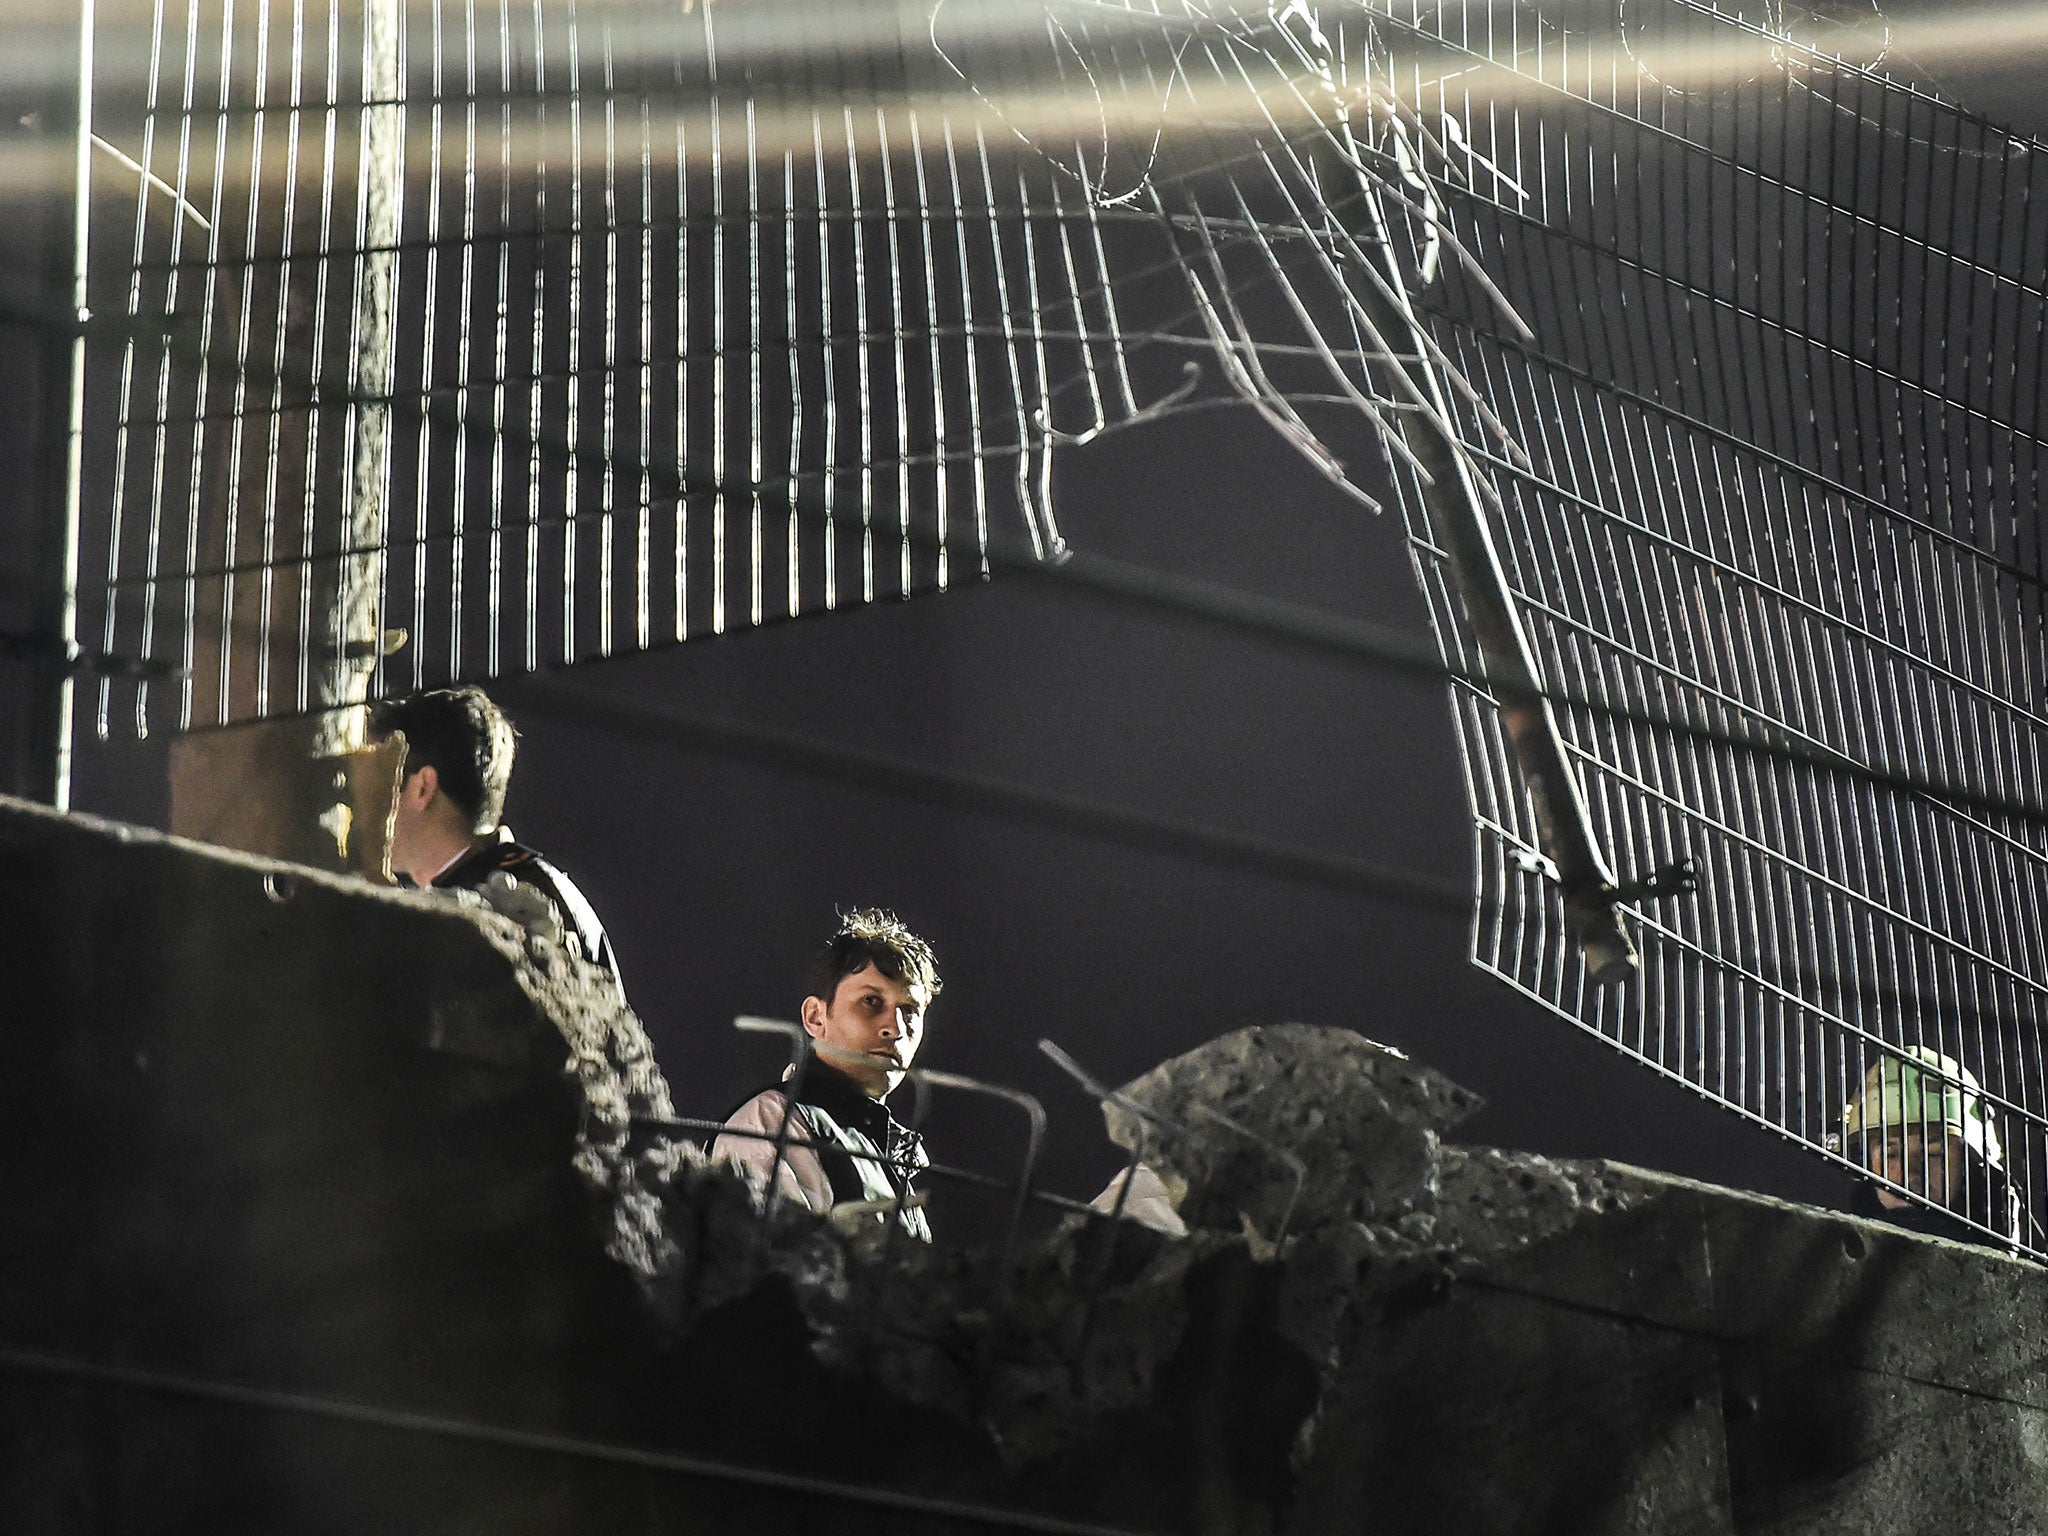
xmin=6 ymin=793 xmax=2047 ymax=1534
xmin=643 ymin=1023 xmax=1651 ymax=1481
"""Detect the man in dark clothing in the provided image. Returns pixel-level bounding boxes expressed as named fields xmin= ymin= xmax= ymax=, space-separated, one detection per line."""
xmin=367 ymin=686 xmax=627 ymax=999
xmin=714 ymin=910 xmax=940 ymax=1240
xmin=367 ymin=687 xmax=681 ymax=1308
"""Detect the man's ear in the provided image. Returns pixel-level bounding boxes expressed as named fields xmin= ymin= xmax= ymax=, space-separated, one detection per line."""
xmin=799 ymin=994 xmax=828 ymax=1038
xmin=403 ymin=762 xmax=440 ymax=809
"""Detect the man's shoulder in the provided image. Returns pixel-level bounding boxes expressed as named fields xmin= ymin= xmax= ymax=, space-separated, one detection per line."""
xmin=714 ymin=1088 xmax=815 ymax=1163
xmin=436 ymin=831 xmax=539 ymax=891
xmin=722 ymin=1085 xmax=801 ymax=1129
xmin=439 ymin=831 xmax=622 ymax=986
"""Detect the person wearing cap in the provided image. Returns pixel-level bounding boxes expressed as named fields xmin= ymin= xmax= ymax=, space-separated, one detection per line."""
xmin=713 ymin=909 xmax=939 ymax=1241
xmin=1839 ymin=1046 xmax=2029 ymax=1250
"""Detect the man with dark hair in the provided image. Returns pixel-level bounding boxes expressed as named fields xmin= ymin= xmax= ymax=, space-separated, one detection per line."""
xmin=367 ymin=685 xmax=626 ymax=997
xmin=714 ymin=910 xmax=940 ymax=1239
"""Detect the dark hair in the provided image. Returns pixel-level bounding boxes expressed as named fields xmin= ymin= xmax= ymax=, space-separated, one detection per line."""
xmin=807 ymin=908 xmax=942 ymax=1006
xmin=367 ymin=686 xmax=516 ymax=834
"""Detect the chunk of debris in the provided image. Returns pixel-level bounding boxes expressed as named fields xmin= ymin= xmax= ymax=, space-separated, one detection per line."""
xmin=1105 ymin=1023 xmax=1482 ymax=1239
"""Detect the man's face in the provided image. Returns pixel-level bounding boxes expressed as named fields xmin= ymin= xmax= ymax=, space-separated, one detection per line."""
xmin=1867 ymin=1128 xmax=1963 ymax=1210
xmin=801 ymin=961 xmax=929 ymax=1099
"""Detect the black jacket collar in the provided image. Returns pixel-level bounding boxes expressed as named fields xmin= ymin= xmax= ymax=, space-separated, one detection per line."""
xmin=796 ymin=1058 xmax=897 ymax=1136
xmin=791 ymin=1059 xmax=927 ymax=1178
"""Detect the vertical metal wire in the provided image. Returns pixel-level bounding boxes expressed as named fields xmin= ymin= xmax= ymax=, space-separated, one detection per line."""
xmin=671 ymin=72 xmax=689 ymax=642
xmin=122 ymin=0 xmax=173 ymax=735
xmin=704 ymin=0 xmax=726 ymax=635
xmin=219 ymin=0 xmax=272 ymax=724
xmin=414 ymin=0 xmax=449 ymax=693
xmin=98 ymin=0 xmax=161 ymax=741
xmin=636 ymin=55 xmax=655 ymax=654
xmin=34 ymin=0 xmax=97 ymax=807
xmin=909 ymin=112 xmax=949 ymax=591
xmin=452 ymin=0 xmax=482 ymax=683
xmin=941 ymin=121 xmax=989 ymax=578
xmin=293 ymin=0 xmax=346 ymax=720
xmin=812 ymin=107 xmax=838 ymax=612
xmin=520 ymin=0 xmax=547 ymax=674
xmin=783 ymin=142 xmax=803 ymax=621
xmin=974 ymin=125 xmax=1036 ymax=562
xmin=169 ymin=0 xmax=209 ymax=729
xmin=876 ymin=110 xmax=913 ymax=599
xmin=843 ymin=105 xmax=876 ymax=605
xmin=483 ymin=0 xmax=510 ymax=680
xmin=746 ymin=97 xmax=765 ymax=628
xmin=597 ymin=11 xmax=621 ymax=661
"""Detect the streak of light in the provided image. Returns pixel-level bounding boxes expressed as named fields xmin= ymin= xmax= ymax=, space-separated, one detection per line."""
xmin=0 ymin=0 xmax=2038 ymax=206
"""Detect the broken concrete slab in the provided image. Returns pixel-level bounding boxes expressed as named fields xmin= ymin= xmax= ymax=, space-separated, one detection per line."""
xmin=0 ymin=794 xmax=674 ymax=1404
xmin=8 ymin=795 xmax=2048 ymax=1535
xmin=1105 ymin=1022 xmax=1482 ymax=1238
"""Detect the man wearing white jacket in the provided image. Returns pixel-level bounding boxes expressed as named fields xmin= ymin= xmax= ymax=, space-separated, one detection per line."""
xmin=716 ymin=909 xmax=941 ymax=1240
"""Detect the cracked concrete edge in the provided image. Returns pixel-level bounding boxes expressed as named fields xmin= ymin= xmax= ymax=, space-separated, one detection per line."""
xmin=24 ymin=797 xmax=2047 ymax=1513
xmin=4 ymin=793 xmax=696 ymax=1321
xmin=646 ymin=1144 xmax=1246 ymax=1466
xmin=2 ymin=790 xmax=509 ymax=940
xmin=644 ymin=1031 xmax=1681 ymax=1467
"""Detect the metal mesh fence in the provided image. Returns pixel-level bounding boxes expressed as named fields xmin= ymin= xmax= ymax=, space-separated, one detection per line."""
xmin=59 ymin=0 xmax=2048 ymax=1252
xmin=1353 ymin=0 xmax=2048 ymax=1250
xmin=76 ymin=0 xmax=1150 ymax=735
